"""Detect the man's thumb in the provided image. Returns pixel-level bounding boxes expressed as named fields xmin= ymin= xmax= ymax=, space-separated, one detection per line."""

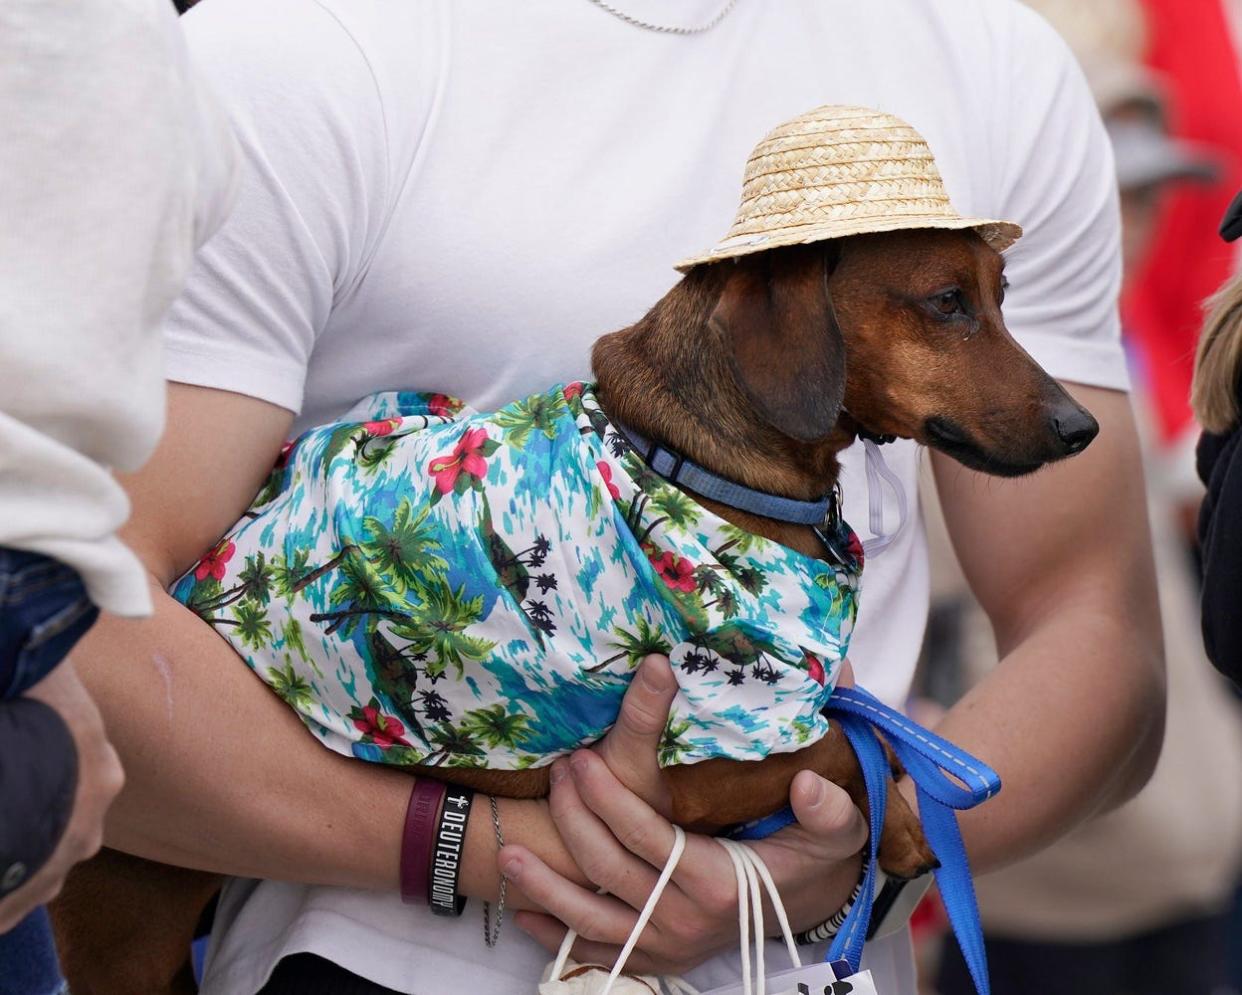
xmin=595 ymin=654 xmax=678 ymax=787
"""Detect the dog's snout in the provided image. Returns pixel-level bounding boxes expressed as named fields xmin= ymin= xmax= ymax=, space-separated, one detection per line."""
xmin=1051 ymin=405 xmax=1099 ymax=455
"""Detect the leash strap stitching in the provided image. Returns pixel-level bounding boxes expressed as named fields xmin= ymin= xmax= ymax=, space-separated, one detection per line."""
xmin=831 ymin=691 xmax=995 ymax=799
xmin=825 ymin=716 xmax=887 ymax=970
xmin=819 ymin=687 xmax=1000 ymax=994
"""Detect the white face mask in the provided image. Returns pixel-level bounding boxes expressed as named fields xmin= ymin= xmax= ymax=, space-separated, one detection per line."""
xmin=859 ymin=438 xmax=908 ymax=558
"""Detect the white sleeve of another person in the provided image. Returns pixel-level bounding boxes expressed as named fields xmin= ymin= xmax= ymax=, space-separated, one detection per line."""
xmin=0 ymin=0 xmax=238 ymax=616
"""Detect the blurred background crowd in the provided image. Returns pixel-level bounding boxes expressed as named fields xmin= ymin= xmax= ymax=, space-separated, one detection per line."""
xmin=912 ymin=0 xmax=1242 ymax=992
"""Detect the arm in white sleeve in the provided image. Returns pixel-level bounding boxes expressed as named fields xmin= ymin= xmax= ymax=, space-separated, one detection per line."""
xmin=0 ymin=0 xmax=237 ymax=615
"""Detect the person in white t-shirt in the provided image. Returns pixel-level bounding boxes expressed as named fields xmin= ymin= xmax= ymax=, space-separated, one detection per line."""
xmin=0 ymin=0 xmax=236 ymax=987
xmin=68 ymin=2 xmax=1164 ymax=993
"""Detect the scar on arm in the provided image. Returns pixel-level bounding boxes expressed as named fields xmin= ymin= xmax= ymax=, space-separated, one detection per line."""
xmin=151 ymin=651 xmax=174 ymax=724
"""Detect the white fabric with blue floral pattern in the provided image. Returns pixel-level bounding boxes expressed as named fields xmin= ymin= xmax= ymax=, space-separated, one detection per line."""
xmin=171 ymin=383 xmax=863 ymax=769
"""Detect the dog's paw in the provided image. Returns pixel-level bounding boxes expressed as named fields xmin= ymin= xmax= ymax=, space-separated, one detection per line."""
xmin=876 ymin=779 xmax=938 ymax=881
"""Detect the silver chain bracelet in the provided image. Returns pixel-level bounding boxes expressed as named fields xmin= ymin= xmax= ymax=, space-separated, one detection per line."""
xmin=483 ymin=795 xmax=506 ymax=947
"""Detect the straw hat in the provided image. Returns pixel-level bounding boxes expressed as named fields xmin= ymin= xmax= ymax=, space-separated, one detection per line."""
xmin=676 ymin=104 xmax=1022 ymax=272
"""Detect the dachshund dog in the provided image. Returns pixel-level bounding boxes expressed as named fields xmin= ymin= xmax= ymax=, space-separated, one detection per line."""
xmin=51 ymin=228 xmax=1097 ymax=995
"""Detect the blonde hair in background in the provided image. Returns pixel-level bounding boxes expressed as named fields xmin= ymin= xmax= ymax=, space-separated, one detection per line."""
xmin=1192 ymin=274 xmax=1242 ymax=432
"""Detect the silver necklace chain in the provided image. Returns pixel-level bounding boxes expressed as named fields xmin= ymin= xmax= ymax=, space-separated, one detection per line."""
xmin=586 ymin=0 xmax=740 ymax=34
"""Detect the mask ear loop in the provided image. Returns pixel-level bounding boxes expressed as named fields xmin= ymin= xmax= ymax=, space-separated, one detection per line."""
xmin=860 ymin=439 xmax=909 ymax=559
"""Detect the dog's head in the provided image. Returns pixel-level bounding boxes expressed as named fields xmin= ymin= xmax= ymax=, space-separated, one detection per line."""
xmin=710 ymin=230 xmax=1098 ymax=476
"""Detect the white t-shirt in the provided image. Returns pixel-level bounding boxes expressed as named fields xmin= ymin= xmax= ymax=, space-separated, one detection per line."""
xmin=167 ymin=0 xmax=1127 ymax=991
xmin=0 ymin=0 xmax=238 ymax=616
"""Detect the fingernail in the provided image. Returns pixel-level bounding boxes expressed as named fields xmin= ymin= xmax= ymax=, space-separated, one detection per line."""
xmin=501 ymin=854 xmax=523 ymax=878
xmin=805 ymin=776 xmax=825 ymax=808
xmin=641 ymin=655 xmax=671 ymax=693
xmin=550 ymin=759 xmax=568 ymax=785
xmin=568 ymin=751 xmax=588 ymax=775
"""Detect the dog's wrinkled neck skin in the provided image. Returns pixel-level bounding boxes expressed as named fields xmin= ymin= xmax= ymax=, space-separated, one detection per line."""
xmin=592 ymin=262 xmax=852 ymax=557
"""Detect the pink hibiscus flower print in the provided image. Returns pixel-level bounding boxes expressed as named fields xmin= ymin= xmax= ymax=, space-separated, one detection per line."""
xmin=804 ymin=650 xmax=827 ymax=686
xmin=427 ymin=394 xmax=458 ymax=418
xmin=597 ymin=460 xmax=621 ymax=500
xmin=363 ymin=417 xmax=403 ymax=437
xmin=428 ymin=427 xmax=492 ymax=494
xmin=647 ymin=547 xmax=697 ymax=593
xmin=563 ymin=381 xmax=584 ymax=403
xmin=194 ymin=540 xmax=235 ymax=582
xmin=846 ymin=531 xmax=864 ymax=567
xmin=352 ymin=704 xmax=411 ymax=748
xmin=274 ymin=440 xmax=296 ymax=469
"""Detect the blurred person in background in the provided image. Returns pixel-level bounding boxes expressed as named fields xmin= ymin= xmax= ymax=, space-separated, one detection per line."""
xmin=1194 ymin=206 xmax=1242 ymax=685
xmin=928 ymin=2 xmax=1242 ymax=993
xmin=0 ymin=1 xmax=236 ymax=993
xmin=1127 ymin=0 xmax=1242 ymax=533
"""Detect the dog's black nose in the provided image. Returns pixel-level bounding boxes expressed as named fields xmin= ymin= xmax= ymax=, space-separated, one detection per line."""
xmin=1051 ymin=405 xmax=1099 ymax=455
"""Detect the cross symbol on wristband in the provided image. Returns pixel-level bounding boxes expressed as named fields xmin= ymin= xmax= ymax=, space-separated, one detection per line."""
xmin=448 ymin=795 xmax=469 ymax=809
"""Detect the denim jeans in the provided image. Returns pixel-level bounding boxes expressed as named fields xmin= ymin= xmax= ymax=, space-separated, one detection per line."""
xmin=0 ymin=548 xmax=98 ymax=995
xmin=0 ymin=547 xmax=99 ymax=699
xmin=0 ymin=909 xmax=67 ymax=995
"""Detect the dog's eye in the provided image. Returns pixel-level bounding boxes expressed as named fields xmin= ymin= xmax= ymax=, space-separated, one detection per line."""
xmin=932 ymin=290 xmax=965 ymax=315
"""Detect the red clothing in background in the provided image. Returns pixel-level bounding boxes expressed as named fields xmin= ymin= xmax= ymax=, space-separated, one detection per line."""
xmin=1128 ymin=0 xmax=1242 ymax=443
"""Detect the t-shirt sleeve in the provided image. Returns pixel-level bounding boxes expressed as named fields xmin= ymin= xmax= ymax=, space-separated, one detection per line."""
xmin=989 ymin=3 xmax=1129 ymax=392
xmin=163 ymin=0 xmax=391 ymax=414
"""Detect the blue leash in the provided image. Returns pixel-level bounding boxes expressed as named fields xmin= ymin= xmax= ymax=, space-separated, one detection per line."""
xmin=730 ymin=685 xmax=1000 ymax=994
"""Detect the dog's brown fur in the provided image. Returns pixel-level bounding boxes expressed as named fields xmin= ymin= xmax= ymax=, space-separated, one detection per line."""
xmin=51 ymin=229 xmax=1097 ymax=994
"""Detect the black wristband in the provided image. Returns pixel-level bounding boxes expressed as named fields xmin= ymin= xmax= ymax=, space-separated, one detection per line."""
xmin=429 ymin=785 xmax=473 ymax=916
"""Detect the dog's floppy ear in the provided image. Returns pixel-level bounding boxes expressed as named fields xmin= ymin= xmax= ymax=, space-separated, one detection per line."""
xmin=711 ymin=244 xmax=846 ymax=442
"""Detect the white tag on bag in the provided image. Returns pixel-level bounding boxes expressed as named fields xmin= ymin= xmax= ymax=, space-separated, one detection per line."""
xmin=820 ymin=969 xmax=881 ymax=995
xmin=700 ymin=959 xmax=840 ymax=995
xmin=701 ymin=961 xmax=881 ymax=995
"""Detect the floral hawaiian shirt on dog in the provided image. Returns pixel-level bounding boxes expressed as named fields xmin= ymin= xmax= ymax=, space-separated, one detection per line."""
xmin=171 ymin=384 xmax=863 ymax=769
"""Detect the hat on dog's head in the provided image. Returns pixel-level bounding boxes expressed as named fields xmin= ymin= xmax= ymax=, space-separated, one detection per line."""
xmin=675 ymin=104 xmax=1023 ymax=272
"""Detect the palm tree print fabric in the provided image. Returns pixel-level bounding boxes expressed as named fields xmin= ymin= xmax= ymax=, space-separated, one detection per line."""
xmin=171 ymin=383 xmax=863 ymax=769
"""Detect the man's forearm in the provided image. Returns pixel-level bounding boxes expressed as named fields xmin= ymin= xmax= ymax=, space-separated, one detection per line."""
xmin=75 ymin=580 xmax=581 ymax=906
xmin=905 ymin=601 xmax=1164 ymax=874
xmin=921 ymin=387 xmax=1166 ymax=875
xmin=76 ymin=582 xmax=409 ymax=889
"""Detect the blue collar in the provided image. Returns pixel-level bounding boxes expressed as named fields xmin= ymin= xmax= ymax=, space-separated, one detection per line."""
xmin=611 ymin=422 xmax=838 ymax=526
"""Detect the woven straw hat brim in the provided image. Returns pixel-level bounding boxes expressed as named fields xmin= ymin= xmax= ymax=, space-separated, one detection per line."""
xmin=675 ymin=103 xmax=1022 ymax=273
xmin=674 ymin=215 xmax=1022 ymax=272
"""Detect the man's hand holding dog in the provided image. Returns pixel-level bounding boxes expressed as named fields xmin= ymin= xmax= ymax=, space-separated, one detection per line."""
xmin=499 ymin=655 xmax=868 ymax=976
